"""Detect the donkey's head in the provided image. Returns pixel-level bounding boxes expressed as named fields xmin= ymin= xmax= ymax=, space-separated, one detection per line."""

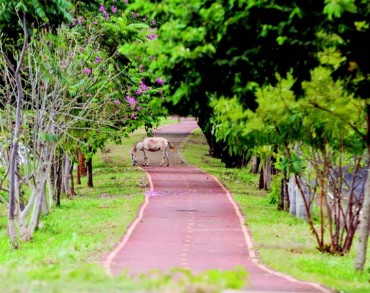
xmin=130 ymin=144 xmax=138 ymax=166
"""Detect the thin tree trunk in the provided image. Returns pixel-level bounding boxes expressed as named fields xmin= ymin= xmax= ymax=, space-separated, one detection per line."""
xmin=76 ymin=164 xmax=81 ymax=185
xmin=258 ymin=168 xmax=265 ymax=189
xmin=354 ymin=102 xmax=370 ymax=270
xmin=78 ymin=149 xmax=87 ymax=176
xmin=278 ymin=178 xmax=286 ymax=211
xmin=251 ymin=156 xmax=260 ymax=174
xmin=86 ymin=156 xmax=93 ymax=188
xmin=284 ymin=174 xmax=290 ymax=212
xmin=69 ymin=161 xmax=76 ymax=196
xmin=7 ymin=12 xmax=28 ymax=248
xmin=55 ymin=154 xmax=63 ymax=207
xmin=63 ymin=155 xmax=72 ymax=196
xmin=354 ymin=168 xmax=370 ymax=270
xmin=265 ymin=156 xmax=271 ymax=190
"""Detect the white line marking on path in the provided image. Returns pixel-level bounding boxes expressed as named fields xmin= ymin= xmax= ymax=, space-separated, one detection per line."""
xmin=207 ymin=172 xmax=333 ymax=293
xmin=103 ymin=167 xmax=153 ymax=276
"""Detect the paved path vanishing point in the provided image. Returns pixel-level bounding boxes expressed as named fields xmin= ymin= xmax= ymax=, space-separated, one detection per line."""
xmin=101 ymin=117 xmax=334 ymax=293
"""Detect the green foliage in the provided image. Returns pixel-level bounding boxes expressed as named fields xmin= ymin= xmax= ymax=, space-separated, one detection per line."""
xmin=324 ymin=0 xmax=358 ymax=20
xmin=267 ymin=174 xmax=283 ymax=205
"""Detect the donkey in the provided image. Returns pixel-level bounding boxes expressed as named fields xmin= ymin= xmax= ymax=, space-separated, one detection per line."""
xmin=130 ymin=137 xmax=176 ymax=166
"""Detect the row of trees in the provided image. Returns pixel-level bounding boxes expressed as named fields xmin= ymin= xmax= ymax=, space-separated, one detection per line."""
xmin=0 ymin=1 xmax=166 ymax=247
xmin=121 ymin=0 xmax=370 ymax=271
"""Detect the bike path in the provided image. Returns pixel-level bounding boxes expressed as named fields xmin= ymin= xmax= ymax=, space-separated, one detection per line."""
xmin=101 ymin=118 xmax=334 ymax=293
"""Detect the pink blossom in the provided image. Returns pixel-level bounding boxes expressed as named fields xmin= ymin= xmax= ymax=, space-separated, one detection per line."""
xmin=131 ymin=113 xmax=136 ymax=119
xmin=114 ymin=99 xmax=120 ymax=105
xmin=140 ymin=80 xmax=148 ymax=91
xmin=125 ymin=96 xmax=137 ymax=107
xmin=84 ymin=68 xmax=92 ymax=75
xmin=95 ymin=56 xmax=102 ymax=63
xmin=136 ymin=88 xmax=142 ymax=95
xmin=111 ymin=6 xmax=117 ymax=14
xmin=124 ymin=0 xmax=128 ymax=4
xmin=147 ymin=33 xmax=157 ymax=40
xmin=138 ymin=64 xmax=143 ymax=73
xmin=156 ymin=78 xmax=164 ymax=85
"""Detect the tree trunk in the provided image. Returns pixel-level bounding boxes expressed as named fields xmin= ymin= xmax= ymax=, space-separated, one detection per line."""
xmin=40 ymin=185 xmax=49 ymax=215
xmin=354 ymin=169 xmax=370 ymax=270
xmin=86 ymin=156 xmax=93 ymax=187
xmin=354 ymin=102 xmax=370 ymax=270
xmin=78 ymin=149 xmax=87 ymax=176
xmin=69 ymin=162 xmax=76 ymax=196
xmin=76 ymin=164 xmax=81 ymax=185
xmin=278 ymin=178 xmax=286 ymax=211
xmin=8 ymin=13 xmax=28 ymax=248
xmin=284 ymin=175 xmax=290 ymax=212
xmin=264 ymin=156 xmax=272 ymax=190
xmin=251 ymin=156 xmax=260 ymax=174
xmin=258 ymin=168 xmax=265 ymax=189
xmin=63 ymin=155 xmax=75 ymax=197
xmin=55 ymin=154 xmax=62 ymax=206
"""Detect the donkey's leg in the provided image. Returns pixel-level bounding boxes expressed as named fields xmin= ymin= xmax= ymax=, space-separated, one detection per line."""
xmin=160 ymin=150 xmax=165 ymax=166
xmin=164 ymin=149 xmax=169 ymax=166
xmin=142 ymin=150 xmax=149 ymax=166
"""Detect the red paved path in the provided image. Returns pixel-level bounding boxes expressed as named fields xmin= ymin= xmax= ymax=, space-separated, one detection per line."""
xmin=101 ymin=118 xmax=334 ymax=293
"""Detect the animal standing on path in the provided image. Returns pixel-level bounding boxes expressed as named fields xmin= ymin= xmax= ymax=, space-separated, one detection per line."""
xmin=130 ymin=137 xmax=176 ymax=167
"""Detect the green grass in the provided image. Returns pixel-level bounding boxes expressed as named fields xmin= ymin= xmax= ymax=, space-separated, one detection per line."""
xmin=182 ymin=129 xmax=370 ymax=293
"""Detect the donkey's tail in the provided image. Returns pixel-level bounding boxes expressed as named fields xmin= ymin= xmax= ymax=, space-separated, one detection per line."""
xmin=168 ymin=141 xmax=176 ymax=151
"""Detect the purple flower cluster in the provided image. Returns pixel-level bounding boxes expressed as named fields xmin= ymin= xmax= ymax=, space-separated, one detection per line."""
xmin=84 ymin=68 xmax=92 ymax=75
xmin=95 ymin=56 xmax=102 ymax=64
xmin=156 ymin=78 xmax=164 ymax=85
xmin=99 ymin=5 xmax=110 ymax=19
xmin=136 ymin=80 xmax=149 ymax=94
xmin=147 ymin=33 xmax=157 ymax=40
xmin=125 ymin=96 xmax=137 ymax=107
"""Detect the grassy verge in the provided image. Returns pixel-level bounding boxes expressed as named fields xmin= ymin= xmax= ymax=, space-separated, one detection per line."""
xmin=182 ymin=128 xmax=370 ymax=293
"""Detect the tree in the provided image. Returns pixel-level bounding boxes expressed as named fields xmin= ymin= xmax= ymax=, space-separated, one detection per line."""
xmin=0 ymin=0 xmax=167 ymax=247
xmin=212 ymin=67 xmax=367 ymax=255
xmin=0 ymin=0 xmax=74 ymax=248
